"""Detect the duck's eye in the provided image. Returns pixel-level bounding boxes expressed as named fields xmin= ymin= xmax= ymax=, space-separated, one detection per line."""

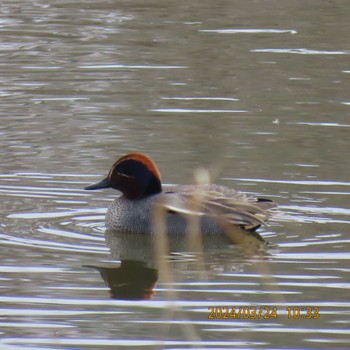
xmin=116 ymin=163 xmax=133 ymax=176
xmin=117 ymin=165 xmax=127 ymax=174
xmin=167 ymin=209 xmax=177 ymax=215
xmin=115 ymin=159 xmax=148 ymax=178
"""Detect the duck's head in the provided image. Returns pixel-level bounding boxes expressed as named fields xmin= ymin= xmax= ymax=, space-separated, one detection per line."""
xmin=85 ymin=153 xmax=162 ymax=200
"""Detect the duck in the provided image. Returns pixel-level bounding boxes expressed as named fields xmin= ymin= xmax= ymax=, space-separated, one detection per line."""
xmin=85 ymin=153 xmax=276 ymax=241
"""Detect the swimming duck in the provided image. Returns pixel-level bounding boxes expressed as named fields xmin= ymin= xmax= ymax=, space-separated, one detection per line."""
xmin=85 ymin=153 xmax=276 ymax=240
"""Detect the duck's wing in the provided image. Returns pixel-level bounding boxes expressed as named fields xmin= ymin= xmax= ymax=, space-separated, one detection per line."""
xmin=197 ymin=190 xmax=271 ymax=227
xmin=163 ymin=184 xmax=276 ymax=228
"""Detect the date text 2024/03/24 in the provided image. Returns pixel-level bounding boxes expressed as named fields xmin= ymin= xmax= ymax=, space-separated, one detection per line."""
xmin=208 ymin=306 xmax=320 ymax=319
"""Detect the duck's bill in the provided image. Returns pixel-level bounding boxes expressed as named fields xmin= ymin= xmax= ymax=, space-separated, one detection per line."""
xmin=85 ymin=177 xmax=111 ymax=190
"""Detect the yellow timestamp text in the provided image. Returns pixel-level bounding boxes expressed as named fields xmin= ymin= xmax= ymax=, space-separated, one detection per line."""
xmin=286 ymin=306 xmax=320 ymax=319
xmin=207 ymin=306 xmax=320 ymax=319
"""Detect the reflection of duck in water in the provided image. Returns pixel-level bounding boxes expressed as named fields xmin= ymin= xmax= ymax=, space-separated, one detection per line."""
xmin=85 ymin=153 xmax=276 ymax=242
xmin=87 ymin=229 xmax=262 ymax=300
xmin=86 ymin=260 xmax=157 ymax=300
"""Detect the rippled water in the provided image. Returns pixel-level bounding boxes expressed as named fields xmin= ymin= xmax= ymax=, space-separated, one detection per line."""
xmin=1 ymin=0 xmax=350 ymax=349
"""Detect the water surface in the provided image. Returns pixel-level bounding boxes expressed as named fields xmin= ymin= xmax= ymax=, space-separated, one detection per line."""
xmin=1 ymin=0 xmax=350 ymax=349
